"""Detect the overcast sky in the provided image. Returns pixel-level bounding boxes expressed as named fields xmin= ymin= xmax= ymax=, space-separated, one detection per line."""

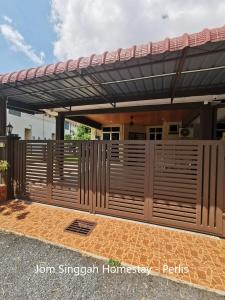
xmin=0 ymin=0 xmax=225 ymax=73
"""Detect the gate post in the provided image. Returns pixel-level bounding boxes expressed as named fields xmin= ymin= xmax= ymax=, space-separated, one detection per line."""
xmin=47 ymin=141 xmax=53 ymax=205
xmin=144 ymin=141 xmax=154 ymax=222
xmin=56 ymin=113 xmax=65 ymax=140
xmin=0 ymin=97 xmax=7 ymax=136
xmin=199 ymin=104 xmax=217 ymax=139
xmin=222 ymin=143 xmax=225 ymax=238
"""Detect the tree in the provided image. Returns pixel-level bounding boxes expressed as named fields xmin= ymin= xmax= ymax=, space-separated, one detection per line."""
xmin=65 ymin=124 xmax=91 ymax=140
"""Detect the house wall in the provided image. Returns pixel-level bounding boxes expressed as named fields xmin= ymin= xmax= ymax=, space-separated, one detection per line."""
xmin=91 ymin=128 xmax=102 ymax=140
xmin=7 ymin=110 xmax=76 ymax=140
xmin=91 ymin=124 xmax=125 ymax=140
xmin=91 ymin=121 xmax=185 ymax=140
xmin=162 ymin=121 xmax=182 ymax=140
xmin=217 ymin=107 xmax=225 ymax=121
xmin=188 ymin=107 xmax=225 ymax=140
xmin=124 ymin=124 xmax=146 ymax=139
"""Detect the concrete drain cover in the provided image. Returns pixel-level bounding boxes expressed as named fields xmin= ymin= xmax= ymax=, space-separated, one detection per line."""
xmin=65 ymin=219 xmax=96 ymax=236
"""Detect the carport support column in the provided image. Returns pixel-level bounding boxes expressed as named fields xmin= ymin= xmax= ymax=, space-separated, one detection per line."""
xmin=56 ymin=113 xmax=65 ymax=140
xmin=0 ymin=97 xmax=7 ymax=136
xmin=199 ymin=104 xmax=216 ymax=140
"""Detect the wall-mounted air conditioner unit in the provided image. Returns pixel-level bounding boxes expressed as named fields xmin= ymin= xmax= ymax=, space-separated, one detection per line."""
xmin=179 ymin=128 xmax=194 ymax=138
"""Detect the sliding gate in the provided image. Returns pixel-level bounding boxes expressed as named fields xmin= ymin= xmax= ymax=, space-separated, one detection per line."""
xmin=14 ymin=140 xmax=225 ymax=237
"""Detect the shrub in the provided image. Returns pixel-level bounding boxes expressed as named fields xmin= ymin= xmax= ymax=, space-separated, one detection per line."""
xmin=0 ymin=160 xmax=9 ymax=184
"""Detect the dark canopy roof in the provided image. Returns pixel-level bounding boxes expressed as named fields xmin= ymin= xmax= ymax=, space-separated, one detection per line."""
xmin=0 ymin=25 xmax=225 ymax=113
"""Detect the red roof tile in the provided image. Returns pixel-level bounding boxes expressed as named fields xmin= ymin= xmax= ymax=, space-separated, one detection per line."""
xmin=1 ymin=25 xmax=225 ymax=85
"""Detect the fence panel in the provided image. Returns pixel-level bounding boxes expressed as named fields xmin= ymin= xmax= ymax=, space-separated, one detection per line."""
xmin=93 ymin=141 xmax=110 ymax=213
xmin=199 ymin=142 xmax=225 ymax=235
xmin=23 ymin=141 xmax=49 ymax=203
xmin=95 ymin=141 xmax=148 ymax=220
xmin=150 ymin=140 xmax=225 ymax=236
xmin=151 ymin=141 xmax=199 ymax=230
xmin=14 ymin=139 xmax=225 ymax=237
xmin=94 ymin=141 xmax=148 ymax=221
xmin=51 ymin=141 xmax=81 ymax=209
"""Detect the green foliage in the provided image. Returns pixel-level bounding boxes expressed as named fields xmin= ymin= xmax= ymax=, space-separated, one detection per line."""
xmin=0 ymin=160 xmax=8 ymax=184
xmin=65 ymin=124 xmax=91 ymax=141
xmin=0 ymin=160 xmax=9 ymax=172
xmin=74 ymin=124 xmax=91 ymax=140
xmin=64 ymin=134 xmax=73 ymax=140
xmin=108 ymin=259 xmax=121 ymax=267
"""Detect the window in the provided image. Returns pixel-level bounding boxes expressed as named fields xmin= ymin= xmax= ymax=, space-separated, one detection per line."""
xmin=148 ymin=127 xmax=163 ymax=140
xmin=64 ymin=121 xmax=69 ymax=130
xmin=216 ymin=122 xmax=225 ymax=139
xmin=128 ymin=132 xmax=146 ymax=140
xmin=169 ymin=124 xmax=179 ymax=134
xmin=103 ymin=133 xmax=110 ymax=140
xmin=102 ymin=127 xmax=120 ymax=140
xmin=24 ymin=128 xmax=32 ymax=140
xmin=9 ymin=109 xmax=21 ymax=117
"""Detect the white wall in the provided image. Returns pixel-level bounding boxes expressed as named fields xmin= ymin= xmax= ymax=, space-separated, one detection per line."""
xmin=7 ymin=109 xmax=76 ymax=140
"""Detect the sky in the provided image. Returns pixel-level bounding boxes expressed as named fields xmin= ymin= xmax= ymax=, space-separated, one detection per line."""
xmin=0 ymin=0 xmax=225 ymax=74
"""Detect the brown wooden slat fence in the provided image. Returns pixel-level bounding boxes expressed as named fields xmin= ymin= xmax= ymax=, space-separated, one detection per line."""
xmin=14 ymin=140 xmax=225 ymax=237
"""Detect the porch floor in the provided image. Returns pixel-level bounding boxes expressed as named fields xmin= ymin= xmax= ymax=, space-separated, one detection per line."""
xmin=0 ymin=199 xmax=225 ymax=293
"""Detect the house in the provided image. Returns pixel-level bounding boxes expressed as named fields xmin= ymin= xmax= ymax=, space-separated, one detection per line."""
xmin=0 ymin=25 xmax=225 ymax=237
xmin=7 ymin=109 xmax=77 ymax=140
xmin=89 ymin=108 xmax=225 ymax=141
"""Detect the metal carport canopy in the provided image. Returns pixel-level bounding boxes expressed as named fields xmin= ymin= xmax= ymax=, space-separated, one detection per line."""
xmin=1 ymin=25 xmax=225 ymax=113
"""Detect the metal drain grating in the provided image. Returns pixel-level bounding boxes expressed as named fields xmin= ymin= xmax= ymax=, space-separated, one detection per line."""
xmin=65 ymin=219 xmax=96 ymax=236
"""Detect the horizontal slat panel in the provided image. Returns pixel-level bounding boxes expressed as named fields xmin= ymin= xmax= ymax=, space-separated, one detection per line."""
xmin=153 ymin=207 xmax=196 ymax=218
xmin=154 ymin=176 xmax=196 ymax=184
xmin=153 ymin=203 xmax=196 ymax=213
xmin=153 ymin=142 xmax=198 ymax=226
xmin=153 ymin=212 xmax=196 ymax=223
xmin=154 ymin=190 xmax=196 ymax=199
xmin=109 ymin=196 xmax=144 ymax=205
xmin=154 ymin=186 xmax=196 ymax=195
xmin=109 ymin=193 xmax=143 ymax=201
xmin=110 ymin=186 xmax=144 ymax=196
xmin=108 ymin=204 xmax=143 ymax=214
xmin=109 ymin=200 xmax=144 ymax=210
xmin=154 ymin=199 xmax=196 ymax=208
xmin=154 ymin=180 xmax=197 ymax=189
xmin=154 ymin=172 xmax=197 ymax=179
xmin=153 ymin=193 xmax=196 ymax=203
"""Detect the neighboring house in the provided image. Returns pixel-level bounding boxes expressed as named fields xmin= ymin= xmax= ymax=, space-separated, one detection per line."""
xmin=7 ymin=109 xmax=77 ymax=140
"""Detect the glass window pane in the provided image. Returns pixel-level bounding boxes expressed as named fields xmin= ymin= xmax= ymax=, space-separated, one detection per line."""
xmin=112 ymin=127 xmax=120 ymax=132
xmin=103 ymin=133 xmax=110 ymax=140
xmin=156 ymin=134 xmax=162 ymax=140
xmin=149 ymin=134 xmax=155 ymax=140
xmin=103 ymin=127 xmax=111 ymax=132
xmin=149 ymin=128 xmax=155 ymax=133
xmin=112 ymin=133 xmax=119 ymax=140
xmin=169 ymin=124 xmax=178 ymax=133
xmin=217 ymin=123 xmax=225 ymax=130
xmin=64 ymin=121 xmax=69 ymax=130
xmin=9 ymin=109 xmax=21 ymax=117
xmin=156 ymin=128 xmax=162 ymax=133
